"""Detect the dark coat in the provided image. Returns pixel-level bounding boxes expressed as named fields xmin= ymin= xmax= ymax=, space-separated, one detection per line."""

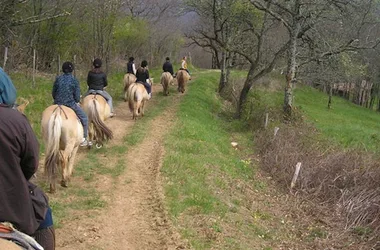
xmin=87 ymin=69 xmax=107 ymax=91
xmin=127 ymin=61 xmax=135 ymax=75
xmin=163 ymin=61 xmax=174 ymax=75
xmin=0 ymin=105 xmax=40 ymax=235
xmin=136 ymin=67 xmax=150 ymax=83
xmin=52 ymin=73 xmax=81 ymax=108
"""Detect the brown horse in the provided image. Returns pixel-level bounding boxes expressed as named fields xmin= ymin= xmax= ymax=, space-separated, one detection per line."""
xmin=123 ymin=73 xmax=137 ymax=101
xmin=176 ymin=70 xmax=190 ymax=93
xmin=41 ymin=105 xmax=83 ymax=193
xmin=127 ymin=83 xmax=150 ymax=120
xmin=160 ymin=72 xmax=173 ymax=96
xmin=82 ymin=94 xmax=113 ymax=148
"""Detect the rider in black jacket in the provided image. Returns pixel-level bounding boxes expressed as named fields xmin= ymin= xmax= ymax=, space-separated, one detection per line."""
xmin=84 ymin=58 xmax=114 ymax=117
xmin=162 ymin=57 xmax=174 ymax=76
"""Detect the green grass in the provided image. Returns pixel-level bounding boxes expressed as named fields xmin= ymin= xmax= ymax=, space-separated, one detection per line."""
xmin=162 ymin=71 xmax=258 ymax=248
xmin=294 ymin=85 xmax=380 ymax=152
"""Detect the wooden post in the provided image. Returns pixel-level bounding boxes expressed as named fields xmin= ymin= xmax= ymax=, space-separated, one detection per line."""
xmin=3 ymin=47 xmax=8 ymax=69
xmin=32 ymin=49 xmax=36 ymax=87
xmin=264 ymin=113 xmax=269 ymax=129
xmin=274 ymin=127 xmax=279 ymax=137
xmin=57 ymin=55 xmax=61 ymax=76
xmin=73 ymin=54 xmax=77 ymax=77
xmin=290 ymin=162 xmax=302 ymax=190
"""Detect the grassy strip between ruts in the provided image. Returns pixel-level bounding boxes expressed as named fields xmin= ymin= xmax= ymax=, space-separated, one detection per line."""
xmin=161 ymin=71 xmax=282 ymax=249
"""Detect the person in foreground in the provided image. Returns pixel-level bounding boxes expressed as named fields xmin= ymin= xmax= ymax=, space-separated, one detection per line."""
xmin=0 ymin=67 xmax=55 ymax=250
xmin=84 ymin=58 xmax=115 ymax=117
xmin=52 ymin=61 xmax=92 ymax=147
xmin=136 ymin=60 xmax=152 ymax=99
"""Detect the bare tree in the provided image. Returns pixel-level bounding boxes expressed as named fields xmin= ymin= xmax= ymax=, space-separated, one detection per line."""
xmin=250 ymin=0 xmax=380 ymax=118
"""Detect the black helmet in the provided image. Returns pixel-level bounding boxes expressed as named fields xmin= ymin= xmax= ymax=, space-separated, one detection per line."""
xmin=166 ymin=57 xmax=170 ymax=61
xmin=93 ymin=58 xmax=102 ymax=68
xmin=62 ymin=61 xmax=74 ymax=73
xmin=129 ymin=57 xmax=134 ymax=62
xmin=141 ymin=60 xmax=148 ymax=67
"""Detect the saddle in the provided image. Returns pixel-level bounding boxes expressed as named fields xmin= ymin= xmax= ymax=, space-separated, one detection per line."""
xmin=0 ymin=223 xmax=43 ymax=250
xmin=88 ymin=90 xmax=109 ymax=101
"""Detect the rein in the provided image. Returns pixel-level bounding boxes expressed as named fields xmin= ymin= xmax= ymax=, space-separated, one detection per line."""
xmin=53 ymin=105 xmax=68 ymax=119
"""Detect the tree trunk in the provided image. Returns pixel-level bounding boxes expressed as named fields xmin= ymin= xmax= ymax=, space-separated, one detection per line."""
xmin=328 ymin=83 xmax=332 ymax=109
xmin=237 ymin=66 xmax=256 ymax=118
xmin=283 ymin=0 xmax=300 ymax=119
xmin=219 ymin=51 xmax=227 ymax=93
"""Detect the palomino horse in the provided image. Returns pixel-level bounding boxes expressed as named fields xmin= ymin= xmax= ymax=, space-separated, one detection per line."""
xmin=127 ymin=82 xmax=150 ymax=120
xmin=160 ymin=72 xmax=173 ymax=96
xmin=176 ymin=70 xmax=190 ymax=93
xmin=123 ymin=73 xmax=137 ymax=101
xmin=41 ymin=105 xmax=83 ymax=193
xmin=82 ymin=94 xmax=113 ymax=148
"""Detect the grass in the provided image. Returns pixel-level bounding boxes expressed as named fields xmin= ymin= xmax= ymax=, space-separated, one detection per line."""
xmin=294 ymin=84 xmax=380 ymax=152
xmin=162 ymin=71 xmax=276 ymax=249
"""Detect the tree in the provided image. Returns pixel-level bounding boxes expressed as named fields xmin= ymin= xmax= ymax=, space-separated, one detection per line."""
xmin=250 ymin=0 xmax=380 ymax=118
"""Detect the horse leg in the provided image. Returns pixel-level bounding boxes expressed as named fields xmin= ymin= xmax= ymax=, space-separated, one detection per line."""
xmin=67 ymin=145 xmax=79 ymax=178
xmin=89 ymin=122 xmax=94 ymax=142
xmin=60 ymin=140 xmax=74 ymax=188
xmin=59 ymin=150 xmax=68 ymax=188
xmin=141 ymin=101 xmax=145 ymax=117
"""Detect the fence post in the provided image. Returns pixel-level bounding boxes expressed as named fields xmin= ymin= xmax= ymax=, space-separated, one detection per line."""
xmin=3 ymin=47 xmax=8 ymax=69
xmin=32 ymin=49 xmax=36 ymax=87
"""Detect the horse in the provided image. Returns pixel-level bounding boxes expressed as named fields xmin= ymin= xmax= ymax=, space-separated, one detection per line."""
xmin=176 ymin=69 xmax=190 ymax=93
xmin=41 ymin=105 xmax=83 ymax=193
xmin=82 ymin=94 xmax=113 ymax=148
xmin=160 ymin=72 xmax=173 ymax=96
xmin=15 ymin=97 xmax=30 ymax=113
xmin=123 ymin=73 xmax=137 ymax=101
xmin=127 ymin=82 xmax=150 ymax=120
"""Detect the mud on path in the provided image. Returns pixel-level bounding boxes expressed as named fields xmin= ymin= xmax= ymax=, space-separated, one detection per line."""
xmin=52 ymin=84 xmax=187 ymax=250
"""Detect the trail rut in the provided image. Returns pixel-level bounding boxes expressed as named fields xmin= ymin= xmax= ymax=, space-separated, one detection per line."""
xmin=53 ymin=85 xmax=187 ymax=249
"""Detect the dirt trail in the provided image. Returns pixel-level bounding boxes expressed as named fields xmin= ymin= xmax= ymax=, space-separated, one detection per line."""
xmin=55 ymin=85 xmax=187 ymax=250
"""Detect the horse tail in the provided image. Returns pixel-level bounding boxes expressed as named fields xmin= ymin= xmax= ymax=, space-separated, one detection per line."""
xmin=44 ymin=109 xmax=62 ymax=184
xmin=123 ymin=74 xmax=130 ymax=92
xmin=177 ymin=71 xmax=184 ymax=92
xmin=161 ymin=73 xmax=169 ymax=95
xmin=89 ymin=99 xmax=113 ymax=142
xmin=128 ymin=84 xmax=137 ymax=112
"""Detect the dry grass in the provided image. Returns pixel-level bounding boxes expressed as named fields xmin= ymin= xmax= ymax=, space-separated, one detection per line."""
xmin=255 ymin=122 xmax=380 ymax=245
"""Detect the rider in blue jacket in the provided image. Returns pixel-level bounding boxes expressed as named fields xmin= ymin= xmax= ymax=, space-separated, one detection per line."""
xmin=52 ymin=62 xmax=91 ymax=147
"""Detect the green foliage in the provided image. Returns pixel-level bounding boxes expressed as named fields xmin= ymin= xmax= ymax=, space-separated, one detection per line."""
xmin=241 ymin=85 xmax=283 ymax=131
xmin=340 ymin=52 xmax=368 ymax=79
xmin=112 ymin=17 xmax=149 ymax=53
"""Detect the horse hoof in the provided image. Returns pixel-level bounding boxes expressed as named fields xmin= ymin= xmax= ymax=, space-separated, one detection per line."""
xmin=95 ymin=142 xmax=103 ymax=149
xmin=61 ymin=180 xmax=68 ymax=188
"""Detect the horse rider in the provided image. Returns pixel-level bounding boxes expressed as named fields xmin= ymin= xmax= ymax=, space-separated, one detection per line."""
xmin=163 ymin=57 xmax=174 ymax=76
xmin=83 ymin=58 xmax=115 ymax=117
xmin=136 ymin=60 xmax=152 ymax=99
xmin=180 ymin=56 xmax=191 ymax=79
xmin=52 ymin=62 xmax=92 ymax=147
xmin=0 ymin=67 xmax=55 ymax=250
xmin=127 ymin=56 xmax=137 ymax=75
